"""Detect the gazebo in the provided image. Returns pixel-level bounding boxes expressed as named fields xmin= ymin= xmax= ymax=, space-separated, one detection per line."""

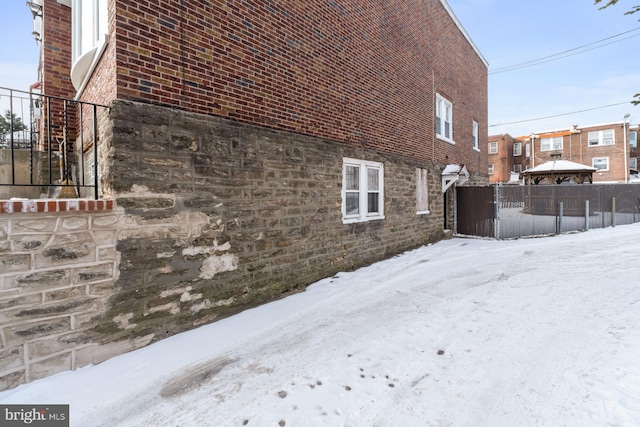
xmin=521 ymin=160 xmax=597 ymax=185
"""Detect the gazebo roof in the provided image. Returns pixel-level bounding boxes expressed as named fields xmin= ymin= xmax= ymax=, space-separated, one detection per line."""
xmin=521 ymin=160 xmax=596 ymax=185
xmin=523 ymin=160 xmax=597 ymax=174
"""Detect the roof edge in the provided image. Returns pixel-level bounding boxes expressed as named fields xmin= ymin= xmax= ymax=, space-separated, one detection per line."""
xmin=439 ymin=0 xmax=489 ymax=68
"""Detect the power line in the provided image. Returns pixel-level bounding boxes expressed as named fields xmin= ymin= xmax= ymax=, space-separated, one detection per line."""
xmin=489 ymin=101 xmax=631 ymax=127
xmin=489 ymin=27 xmax=640 ymax=75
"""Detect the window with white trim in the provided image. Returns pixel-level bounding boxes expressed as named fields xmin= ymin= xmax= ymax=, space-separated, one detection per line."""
xmin=472 ymin=121 xmax=479 ymax=150
xmin=416 ymin=168 xmax=429 ymax=214
xmin=342 ymin=158 xmax=384 ymax=223
xmin=513 ymin=142 xmax=522 ymax=156
xmin=588 ymin=129 xmax=614 ymax=147
xmin=436 ymin=94 xmax=453 ymax=142
xmin=630 ymin=131 xmax=637 ymax=148
xmin=592 ymin=157 xmax=609 ymax=171
xmin=488 ymin=164 xmax=494 ymax=175
xmin=513 ymin=164 xmax=522 ymax=173
xmin=630 ymin=157 xmax=637 ymax=170
xmin=541 ymin=136 xmax=563 ymax=151
xmin=70 ymin=0 xmax=109 ymax=91
xmin=525 ymin=143 xmax=531 ymax=158
xmin=489 ymin=141 xmax=498 ymax=154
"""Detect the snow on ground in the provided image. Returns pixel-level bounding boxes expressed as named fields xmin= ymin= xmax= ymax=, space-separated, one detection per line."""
xmin=2 ymin=225 xmax=640 ymax=426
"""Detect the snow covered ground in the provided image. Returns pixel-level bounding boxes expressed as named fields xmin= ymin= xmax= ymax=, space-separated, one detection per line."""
xmin=2 ymin=224 xmax=640 ymax=426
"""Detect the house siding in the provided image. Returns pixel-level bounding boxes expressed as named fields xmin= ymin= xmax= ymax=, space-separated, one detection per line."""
xmin=100 ymin=0 xmax=487 ymax=171
xmin=0 ymin=0 xmax=487 ymax=389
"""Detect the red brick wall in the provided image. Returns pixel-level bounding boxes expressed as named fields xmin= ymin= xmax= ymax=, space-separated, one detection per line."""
xmin=104 ymin=0 xmax=487 ymax=172
xmin=533 ymin=124 xmax=629 ymax=182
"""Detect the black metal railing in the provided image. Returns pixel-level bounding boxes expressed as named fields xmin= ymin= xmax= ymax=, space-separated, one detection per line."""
xmin=0 ymin=86 xmax=109 ymax=200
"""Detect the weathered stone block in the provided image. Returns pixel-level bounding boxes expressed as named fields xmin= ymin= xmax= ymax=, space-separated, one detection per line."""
xmin=0 ymin=254 xmax=31 ymax=274
xmin=8 ymin=269 xmax=71 ymax=291
xmin=29 ymin=352 xmax=72 ymax=381
xmin=0 ymin=369 xmax=25 ymax=391
xmin=0 ymin=346 xmax=24 ymax=371
xmin=5 ymin=318 xmax=71 ymax=345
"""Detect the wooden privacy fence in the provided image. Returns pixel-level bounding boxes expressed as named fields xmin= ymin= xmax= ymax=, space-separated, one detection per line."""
xmin=456 ymin=184 xmax=640 ymax=239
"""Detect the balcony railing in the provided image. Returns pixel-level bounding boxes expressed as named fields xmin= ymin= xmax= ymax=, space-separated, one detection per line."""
xmin=0 ymin=86 xmax=109 ymax=200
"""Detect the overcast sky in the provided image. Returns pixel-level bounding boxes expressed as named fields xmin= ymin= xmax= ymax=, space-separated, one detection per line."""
xmin=1 ymin=1 xmax=638 ymax=138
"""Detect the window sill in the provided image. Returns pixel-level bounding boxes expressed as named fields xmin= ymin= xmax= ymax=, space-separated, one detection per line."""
xmin=437 ymin=135 xmax=455 ymax=145
xmin=342 ymin=215 xmax=385 ymax=224
xmin=417 ymin=210 xmax=430 ymax=215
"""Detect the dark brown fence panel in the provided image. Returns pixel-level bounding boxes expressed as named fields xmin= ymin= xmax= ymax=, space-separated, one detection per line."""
xmin=457 ymin=186 xmax=495 ymax=238
xmin=457 ymin=184 xmax=640 ymax=239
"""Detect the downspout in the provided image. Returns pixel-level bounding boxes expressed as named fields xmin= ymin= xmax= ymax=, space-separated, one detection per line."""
xmin=432 ymin=69 xmax=436 ymax=163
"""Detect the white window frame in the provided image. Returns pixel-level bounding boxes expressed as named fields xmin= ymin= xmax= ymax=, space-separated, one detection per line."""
xmin=416 ymin=168 xmax=429 ymax=215
xmin=489 ymin=141 xmax=498 ymax=154
xmin=588 ymin=129 xmax=615 ymax=147
xmin=541 ymin=136 xmax=563 ymax=152
xmin=513 ymin=142 xmax=522 ymax=157
xmin=342 ymin=158 xmax=384 ymax=223
xmin=69 ymin=0 xmax=109 ymax=95
xmin=436 ymin=94 xmax=453 ymax=143
xmin=472 ymin=121 xmax=479 ymax=151
xmin=488 ymin=164 xmax=494 ymax=175
xmin=592 ymin=157 xmax=609 ymax=171
xmin=630 ymin=157 xmax=637 ymax=170
xmin=630 ymin=131 xmax=637 ymax=148
xmin=525 ymin=143 xmax=531 ymax=158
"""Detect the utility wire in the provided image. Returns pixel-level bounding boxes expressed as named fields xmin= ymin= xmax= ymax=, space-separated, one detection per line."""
xmin=489 ymin=101 xmax=631 ymax=127
xmin=489 ymin=27 xmax=640 ymax=75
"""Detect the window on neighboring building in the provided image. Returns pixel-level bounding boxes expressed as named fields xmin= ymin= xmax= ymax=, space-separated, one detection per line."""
xmin=416 ymin=168 xmax=429 ymax=214
xmin=588 ymin=129 xmax=615 ymax=146
xmin=343 ymin=158 xmax=384 ymax=223
xmin=513 ymin=164 xmax=522 ymax=173
xmin=436 ymin=94 xmax=453 ymax=143
xmin=541 ymin=137 xmax=563 ymax=151
xmin=472 ymin=121 xmax=479 ymax=150
xmin=489 ymin=141 xmax=498 ymax=154
xmin=630 ymin=157 xmax=637 ymax=170
xmin=630 ymin=131 xmax=637 ymax=148
xmin=488 ymin=164 xmax=494 ymax=175
xmin=513 ymin=142 xmax=522 ymax=156
xmin=592 ymin=157 xmax=609 ymax=171
xmin=70 ymin=0 xmax=109 ymax=91
xmin=525 ymin=143 xmax=531 ymax=158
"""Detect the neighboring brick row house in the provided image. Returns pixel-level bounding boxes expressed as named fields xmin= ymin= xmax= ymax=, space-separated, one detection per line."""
xmin=0 ymin=0 xmax=488 ymax=388
xmin=489 ymin=121 xmax=639 ymax=184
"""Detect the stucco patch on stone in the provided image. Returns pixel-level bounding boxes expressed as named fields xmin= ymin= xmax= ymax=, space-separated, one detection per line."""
xmin=113 ymin=313 xmax=136 ymax=330
xmin=199 ymin=253 xmax=238 ymax=280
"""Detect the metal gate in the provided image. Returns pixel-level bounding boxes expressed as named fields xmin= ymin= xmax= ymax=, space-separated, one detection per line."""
xmin=457 ymin=186 xmax=495 ymax=238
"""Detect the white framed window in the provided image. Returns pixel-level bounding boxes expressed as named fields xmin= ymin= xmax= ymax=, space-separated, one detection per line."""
xmin=513 ymin=142 xmax=522 ymax=157
xmin=592 ymin=157 xmax=609 ymax=171
xmin=525 ymin=143 xmax=531 ymax=157
xmin=588 ymin=129 xmax=615 ymax=147
xmin=416 ymin=168 xmax=429 ymax=214
xmin=436 ymin=94 xmax=453 ymax=143
xmin=488 ymin=164 xmax=494 ymax=175
xmin=342 ymin=158 xmax=384 ymax=223
xmin=541 ymin=136 xmax=563 ymax=151
xmin=513 ymin=164 xmax=522 ymax=173
xmin=472 ymin=121 xmax=479 ymax=150
xmin=630 ymin=131 xmax=637 ymax=148
xmin=70 ymin=0 xmax=109 ymax=92
xmin=630 ymin=157 xmax=637 ymax=170
xmin=489 ymin=141 xmax=498 ymax=154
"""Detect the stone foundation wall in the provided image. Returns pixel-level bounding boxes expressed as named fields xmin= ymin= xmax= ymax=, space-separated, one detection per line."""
xmin=101 ymin=100 xmax=448 ymax=346
xmin=0 ymin=99 xmax=466 ymax=390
